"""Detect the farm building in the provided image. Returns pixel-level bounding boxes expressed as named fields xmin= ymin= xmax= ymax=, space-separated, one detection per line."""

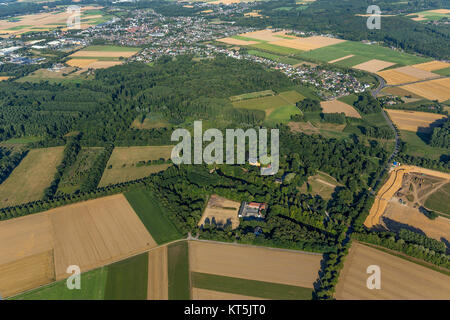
xmin=238 ymin=202 xmax=267 ymax=219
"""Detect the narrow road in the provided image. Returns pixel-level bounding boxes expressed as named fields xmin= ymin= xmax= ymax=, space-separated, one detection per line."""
xmin=370 ymin=74 xmax=400 ymax=192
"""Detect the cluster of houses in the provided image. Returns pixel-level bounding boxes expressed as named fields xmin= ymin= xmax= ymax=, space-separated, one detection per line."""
xmin=238 ymin=202 xmax=267 ymax=219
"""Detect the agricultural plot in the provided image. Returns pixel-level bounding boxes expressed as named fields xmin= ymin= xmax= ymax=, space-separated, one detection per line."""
xmin=198 ymin=194 xmax=241 ymax=230
xmin=328 ymin=54 xmax=354 ymax=64
xmin=0 ymin=146 xmax=64 ymax=208
xmin=377 ymin=66 xmax=439 ymax=85
xmin=425 ymin=182 xmax=450 ymax=216
xmin=399 ymin=130 xmax=448 ymax=160
xmin=57 ymin=147 xmax=103 ymax=195
xmin=231 ymin=90 xmax=304 ymax=121
xmin=400 ymin=78 xmax=450 ymax=102
xmin=248 ymin=42 xmax=302 ymax=55
xmin=407 ymin=9 xmax=450 ymax=21
xmin=192 ymin=288 xmax=266 ymax=300
xmin=229 ymin=90 xmax=275 ymax=102
xmin=268 ymin=36 xmax=345 ymax=51
xmin=49 ymin=194 xmax=156 ymax=279
xmin=247 ymin=49 xmax=302 ymax=65
xmin=320 ymin=99 xmax=361 ymax=118
xmin=335 ymin=242 xmax=450 ymax=299
xmin=148 ymin=246 xmax=168 ymax=300
xmin=298 ymin=41 xmax=431 ymax=67
xmin=67 ymin=45 xmax=140 ymax=70
xmin=386 ymin=109 xmax=447 ymax=132
xmin=0 ymin=6 xmax=106 ymax=36
xmin=125 ymin=189 xmax=182 ymax=244
xmin=353 ymin=59 xmax=396 ymax=73
xmin=13 ymin=253 xmax=149 ymax=300
xmin=168 ymin=241 xmax=190 ymax=300
xmin=189 ymin=241 xmax=322 ymax=288
xmin=16 ymin=67 xmax=90 ymax=84
xmin=99 ymin=145 xmax=173 ymax=187
xmin=191 ymin=272 xmax=313 ymax=300
xmin=131 ymin=117 xmax=169 ymax=129
xmin=217 ymin=37 xmax=259 ymax=45
xmin=413 ymin=61 xmax=450 ymax=72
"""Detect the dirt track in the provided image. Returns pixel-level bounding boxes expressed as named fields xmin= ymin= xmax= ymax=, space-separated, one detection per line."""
xmin=364 ymin=165 xmax=450 ymax=228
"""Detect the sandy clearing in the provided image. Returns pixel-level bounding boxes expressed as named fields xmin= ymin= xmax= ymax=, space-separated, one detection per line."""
xmin=413 ymin=61 xmax=450 ymax=72
xmin=268 ymin=36 xmax=345 ymax=51
xmin=147 ymin=246 xmax=168 ymax=300
xmin=0 ymin=212 xmax=53 ymax=265
xmin=198 ymin=195 xmax=240 ymax=229
xmin=335 ymin=242 xmax=450 ymax=299
xmin=0 ymin=76 xmax=10 ymax=81
xmin=400 ymin=78 xmax=450 ymax=102
xmin=49 ymin=194 xmax=157 ymax=279
xmin=217 ymin=37 xmax=259 ymax=45
xmin=192 ymin=288 xmax=266 ymax=300
xmin=328 ymin=55 xmax=354 ymax=64
xmin=0 ymin=250 xmax=54 ymax=298
xmin=364 ymin=165 xmax=450 ymax=228
xmin=70 ymin=50 xmax=138 ymax=58
xmin=0 ymin=147 xmax=65 ymax=208
xmin=189 ymin=241 xmax=322 ymax=288
xmin=386 ymin=109 xmax=447 ymax=132
xmin=353 ymin=59 xmax=396 ymax=73
xmin=383 ymin=201 xmax=450 ymax=243
xmin=320 ymin=99 xmax=362 ymax=118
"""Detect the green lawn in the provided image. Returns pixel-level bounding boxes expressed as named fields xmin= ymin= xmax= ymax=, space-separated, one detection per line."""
xmin=191 ymin=272 xmax=313 ymax=300
xmin=104 ymin=253 xmax=148 ymax=300
xmin=125 ymin=189 xmax=182 ymax=244
xmin=168 ymin=241 xmax=190 ymax=300
xmin=298 ymin=41 xmax=432 ymax=67
xmin=267 ymin=104 xmax=301 ymax=123
xmin=2 ymin=136 xmax=42 ymax=144
xmin=232 ymin=90 xmax=303 ymax=111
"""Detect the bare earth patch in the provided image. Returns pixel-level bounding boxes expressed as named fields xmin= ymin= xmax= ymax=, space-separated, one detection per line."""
xmin=335 ymin=242 xmax=450 ymax=300
xmin=198 ymin=195 xmax=241 ymax=229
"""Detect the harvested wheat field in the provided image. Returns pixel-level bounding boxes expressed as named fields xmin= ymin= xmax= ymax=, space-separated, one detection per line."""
xmin=147 ymin=246 xmax=168 ymax=300
xmin=192 ymin=288 xmax=265 ymax=300
xmin=353 ymin=59 xmax=396 ymax=73
xmin=386 ymin=109 xmax=447 ymax=132
xmin=240 ymin=29 xmax=289 ymax=42
xmin=328 ymin=55 xmax=354 ymax=64
xmin=0 ymin=212 xmax=53 ymax=266
xmin=377 ymin=66 xmax=438 ymax=85
xmin=320 ymin=99 xmax=361 ymax=118
xmin=189 ymin=241 xmax=322 ymax=288
xmin=269 ymin=36 xmax=345 ymax=51
xmin=49 ymin=194 xmax=157 ymax=279
xmin=198 ymin=195 xmax=240 ymax=229
xmin=71 ymin=51 xmax=137 ymax=58
xmin=364 ymin=165 xmax=450 ymax=228
xmin=67 ymin=59 xmax=98 ymax=68
xmin=335 ymin=242 xmax=450 ymax=299
xmin=99 ymin=145 xmax=173 ymax=187
xmin=413 ymin=61 xmax=450 ymax=72
xmin=0 ymin=147 xmax=64 ymax=208
xmin=383 ymin=202 xmax=450 ymax=244
xmin=0 ymin=250 xmax=54 ymax=298
xmin=400 ymin=78 xmax=450 ymax=102
xmin=217 ymin=38 xmax=259 ymax=45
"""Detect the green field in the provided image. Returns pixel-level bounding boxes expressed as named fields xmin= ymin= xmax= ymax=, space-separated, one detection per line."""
xmin=399 ymin=130 xmax=448 ymax=160
xmin=298 ymin=41 xmax=432 ymax=67
xmin=267 ymin=104 xmax=301 ymax=123
xmin=13 ymin=267 xmax=108 ymax=300
xmin=425 ymin=182 xmax=450 ymax=215
xmin=104 ymin=253 xmax=148 ymax=300
xmin=434 ymin=67 xmax=450 ymax=77
xmin=167 ymin=241 xmax=190 ymax=300
xmin=231 ymin=35 xmax=263 ymax=42
xmin=125 ymin=189 xmax=182 ymax=244
xmin=12 ymin=253 xmax=149 ymax=300
xmin=191 ymin=272 xmax=313 ymax=300
xmin=407 ymin=10 xmax=450 ymax=21
xmin=248 ymin=49 xmax=302 ymax=65
xmin=229 ymin=89 xmax=275 ymax=102
xmin=1 ymin=136 xmax=42 ymax=144
xmin=232 ymin=90 xmax=304 ymax=111
xmin=249 ymin=42 xmax=302 ymax=55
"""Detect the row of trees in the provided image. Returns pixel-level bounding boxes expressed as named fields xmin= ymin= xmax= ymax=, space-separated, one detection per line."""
xmin=0 ymin=148 xmax=27 ymax=185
